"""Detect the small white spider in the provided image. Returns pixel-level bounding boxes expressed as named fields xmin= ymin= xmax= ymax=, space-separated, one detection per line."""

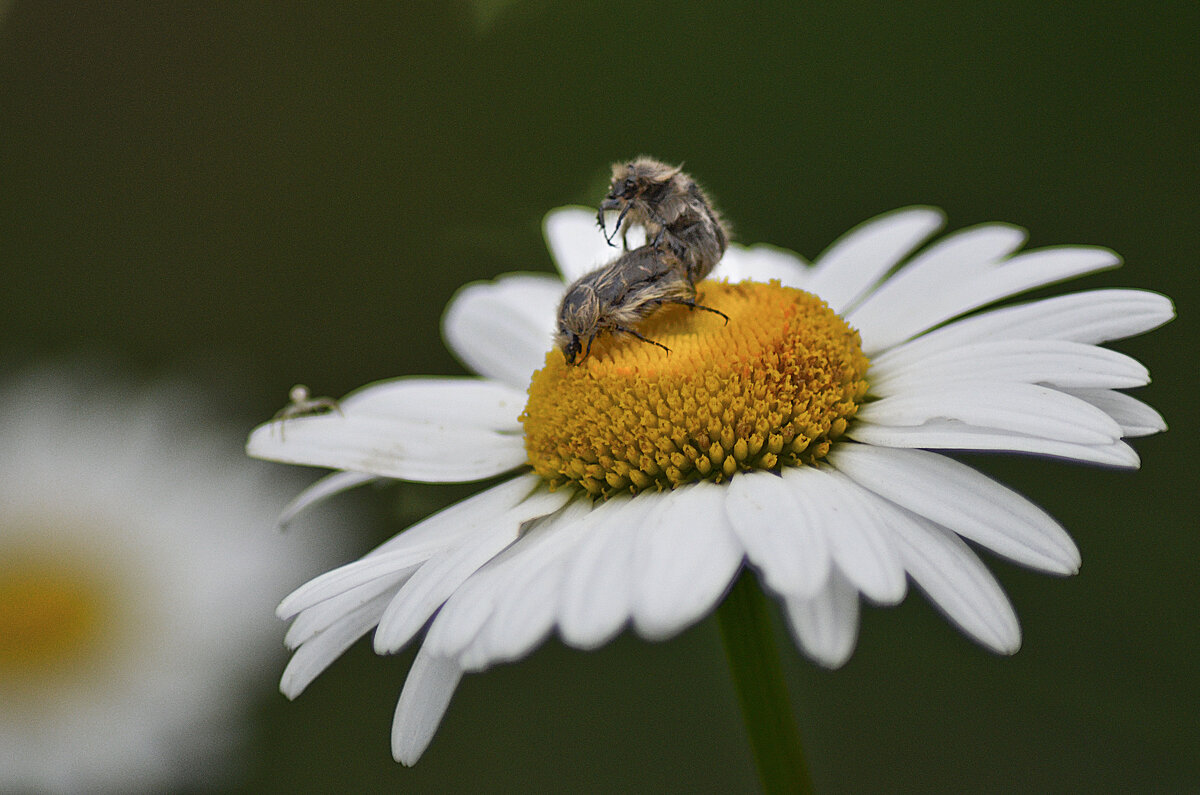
xmin=271 ymin=385 xmax=341 ymax=440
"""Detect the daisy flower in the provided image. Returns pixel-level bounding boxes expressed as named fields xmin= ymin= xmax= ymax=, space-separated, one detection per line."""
xmin=0 ymin=367 xmax=349 ymax=793
xmin=247 ymin=205 xmax=1171 ymax=772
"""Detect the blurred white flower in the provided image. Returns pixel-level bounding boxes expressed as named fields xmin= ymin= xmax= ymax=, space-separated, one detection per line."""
xmin=248 ymin=206 xmax=1172 ymax=765
xmin=0 ymin=367 xmax=350 ymax=792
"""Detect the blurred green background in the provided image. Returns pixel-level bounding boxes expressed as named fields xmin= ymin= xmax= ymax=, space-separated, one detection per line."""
xmin=1 ymin=2 xmax=1195 ymax=791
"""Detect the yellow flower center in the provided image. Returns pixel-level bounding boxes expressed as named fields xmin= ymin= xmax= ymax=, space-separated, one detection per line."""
xmin=0 ymin=543 xmax=117 ymax=690
xmin=522 ymin=280 xmax=870 ymax=497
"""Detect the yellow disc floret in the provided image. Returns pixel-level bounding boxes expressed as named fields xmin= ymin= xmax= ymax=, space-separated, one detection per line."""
xmin=522 ymin=280 xmax=870 ymax=497
xmin=0 ymin=544 xmax=116 ymax=689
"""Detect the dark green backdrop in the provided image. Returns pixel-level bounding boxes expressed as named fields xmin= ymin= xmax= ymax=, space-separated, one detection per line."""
xmin=2 ymin=2 xmax=1195 ymax=791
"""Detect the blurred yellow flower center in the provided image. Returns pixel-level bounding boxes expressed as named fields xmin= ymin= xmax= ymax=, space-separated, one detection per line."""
xmin=0 ymin=548 xmax=114 ymax=686
xmin=522 ymin=280 xmax=870 ymax=497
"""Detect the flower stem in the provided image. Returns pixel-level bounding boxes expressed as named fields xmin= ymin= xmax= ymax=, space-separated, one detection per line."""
xmin=716 ymin=570 xmax=814 ymax=794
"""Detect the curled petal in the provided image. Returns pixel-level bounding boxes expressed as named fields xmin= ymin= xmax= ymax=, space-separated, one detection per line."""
xmin=442 ymin=273 xmax=562 ymax=389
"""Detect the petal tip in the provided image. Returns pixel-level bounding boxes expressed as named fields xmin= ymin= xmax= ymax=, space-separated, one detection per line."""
xmin=373 ymin=632 xmax=401 ymax=655
xmin=278 ymin=664 xmax=308 ymax=700
xmin=245 ymin=423 xmax=277 ymax=459
xmin=804 ymin=644 xmax=856 ymax=670
xmin=392 ymin=741 xmax=423 ymax=767
xmin=889 ymin=204 xmax=949 ymax=225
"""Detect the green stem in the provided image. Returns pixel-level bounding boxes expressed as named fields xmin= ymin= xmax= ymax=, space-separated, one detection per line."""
xmin=716 ymin=570 xmax=814 ymax=795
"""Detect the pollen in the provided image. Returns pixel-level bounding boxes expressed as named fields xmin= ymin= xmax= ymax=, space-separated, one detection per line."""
xmin=522 ymin=280 xmax=870 ymax=497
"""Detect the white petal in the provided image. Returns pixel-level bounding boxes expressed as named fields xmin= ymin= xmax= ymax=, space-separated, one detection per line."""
xmin=285 ymin=572 xmax=412 ymax=648
xmin=857 ymin=246 xmax=1121 ymax=354
xmin=871 ymin=289 xmax=1174 ymax=371
xmin=278 ymin=475 xmax=542 ymax=619
xmin=868 ymin=340 xmax=1150 ymax=394
xmin=341 ymin=377 xmax=526 ymax=430
xmin=279 ymin=469 xmax=379 ymax=526
xmin=856 ymin=382 xmax=1124 ymax=445
xmin=718 ymin=243 xmax=810 ymax=288
xmin=805 ymin=207 xmax=946 ymax=313
xmin=424 ymin=499 xmax=594 ymax=662
xmin=848 ymin=223 xmax=1028 ymax=344
xmin=846 ymin=421 xmax=1141 ymax=468
xmin=419 ymin=580 xmax=499 ymax=663
xmin=392 ymin=648 xmax=463 ymax=766
xmin=441 ymin=273 xmax=563 ymax=389
xmin=373 ymin=486 xmax=573 ymax=653
xmin=280 ymin=590 xmax=395 ymax=699
xmin=631 ymin=482 xmax=744 ymax=641
xmin=373 ymin=523 xmax=518 ymax=657
xmin=783 ymin=467 xmax=907 ymax=605
xmin=247 ymin=412 xmax=527 ymax=483
xmin=279 ymin=550 xmax=434 ymax=623
xmin=463 ymin=568 xmax=560 ymax=671
xmin=1060 ymin=388 xmax=1167 ymax=437
xmin=877 ymin=504 xmax=1021 ymax=654
xmin=543 ymin=206 xmax=623 ymax=283
xmin=461 ymin=542 xmax=574 ymax=673
xmin=829 ymin=445 xmax=1080 ymax=574
xmin=557 ymin=494 xmax=654 ymax=649
xmin=782 ymin=569 xmax=860 ymax=669
xmin=724 ymin=470 xmax=831 ymax=600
